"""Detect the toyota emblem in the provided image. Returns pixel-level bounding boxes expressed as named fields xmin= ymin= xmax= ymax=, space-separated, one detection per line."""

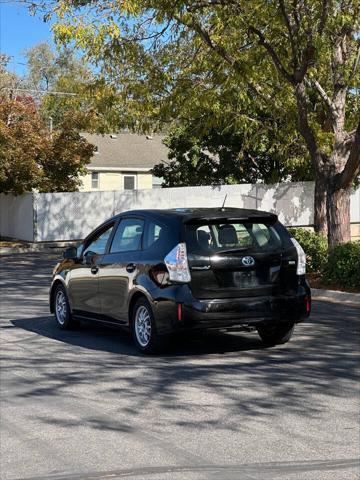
xmin=242 ymin=256 xmax=255 ymax=267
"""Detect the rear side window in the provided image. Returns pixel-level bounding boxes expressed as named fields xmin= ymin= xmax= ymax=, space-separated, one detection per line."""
xmin=110 ymin=218 xmax=144 ymax=253
xmin=144 ymin=221 xmax=163 ymax=249
xmin=186 ymin=222 xmax=282 ymax=253
xmin=143 ymin=219 xmax=180 ymax=254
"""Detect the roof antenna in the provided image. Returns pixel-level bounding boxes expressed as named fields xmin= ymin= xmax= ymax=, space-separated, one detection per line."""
xmin=221 ymin=194 xmax=227 ymax=211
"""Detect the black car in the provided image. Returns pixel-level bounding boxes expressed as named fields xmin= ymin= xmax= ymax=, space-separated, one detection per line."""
xmin=50 ymin=208 xmax=311 ymax=353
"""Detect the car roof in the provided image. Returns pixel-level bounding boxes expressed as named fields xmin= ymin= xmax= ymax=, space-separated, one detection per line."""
xmin=114 ymin=207 xmax=277 ymax=222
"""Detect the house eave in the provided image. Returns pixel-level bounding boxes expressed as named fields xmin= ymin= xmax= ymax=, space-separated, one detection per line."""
xmin=86 ymin=166 xmax=152 ymax=173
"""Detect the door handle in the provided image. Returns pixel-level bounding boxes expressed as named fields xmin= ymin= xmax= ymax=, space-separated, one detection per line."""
xmin=126 ymin=263 xmax=136 ymax=273
xmin=91 ymin=266 xmax=99 ymax=274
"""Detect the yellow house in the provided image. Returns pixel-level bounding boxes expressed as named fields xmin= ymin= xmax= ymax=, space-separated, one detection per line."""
xmin=80 ymin=133 xmax=167 ymax=191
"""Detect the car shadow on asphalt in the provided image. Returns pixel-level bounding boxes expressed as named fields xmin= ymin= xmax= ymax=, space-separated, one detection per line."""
xmin=10 ymin=315 xmax=267 ymax=357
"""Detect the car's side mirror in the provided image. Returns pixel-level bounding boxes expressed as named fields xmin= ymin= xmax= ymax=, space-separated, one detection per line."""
xmin=84 ymin=250 xmax=96 ymax=265
xmin=63 ymin=246 xmax=78 ymax=260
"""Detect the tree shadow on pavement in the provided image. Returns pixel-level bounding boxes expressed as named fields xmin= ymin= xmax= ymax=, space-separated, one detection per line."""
xmin=5 ymin=300 xmax=359 ymax=434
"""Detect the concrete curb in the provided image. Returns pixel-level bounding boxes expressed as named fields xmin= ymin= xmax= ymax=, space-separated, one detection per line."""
xmin=312 ymin=288 xmax=360 ymax=306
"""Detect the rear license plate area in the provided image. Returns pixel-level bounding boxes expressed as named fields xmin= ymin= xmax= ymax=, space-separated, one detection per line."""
xmin=233 ymin=270 xmax=259 ymax=287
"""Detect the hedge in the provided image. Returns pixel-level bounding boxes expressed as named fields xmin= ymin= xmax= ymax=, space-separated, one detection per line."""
xmin=288 ymin=228 xmax=327 ymax=273
xmin=323 ymin=241 xmax=360 ymax=289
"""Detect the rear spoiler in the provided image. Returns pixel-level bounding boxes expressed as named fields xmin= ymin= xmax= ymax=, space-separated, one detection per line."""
xmin=183 ymin=213 xmax=278 ymax=225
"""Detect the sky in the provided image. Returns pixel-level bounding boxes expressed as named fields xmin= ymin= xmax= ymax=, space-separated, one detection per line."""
xmin=0 ymin=1 xmax=54 ymax=76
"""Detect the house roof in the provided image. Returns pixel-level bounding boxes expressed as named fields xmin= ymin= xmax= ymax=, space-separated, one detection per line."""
xmin=82 ymin=133 xmax=168 ymax=171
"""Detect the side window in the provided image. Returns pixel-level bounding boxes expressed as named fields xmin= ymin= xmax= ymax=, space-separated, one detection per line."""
xmin=110 ymin=218 xmax=144 ymax=253
xmin=83 ymin=224 xmax=114 ymax=256
xmin=144 ymin=221 xmax=163 ymax=249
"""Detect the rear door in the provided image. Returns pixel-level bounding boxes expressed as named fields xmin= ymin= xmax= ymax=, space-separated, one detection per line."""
xmin=185 ymin=219 xmax=286 ymax=299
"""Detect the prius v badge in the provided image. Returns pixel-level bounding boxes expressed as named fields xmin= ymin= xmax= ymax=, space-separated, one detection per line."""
xmin=242 ymin=256 xmax=255 ymax=267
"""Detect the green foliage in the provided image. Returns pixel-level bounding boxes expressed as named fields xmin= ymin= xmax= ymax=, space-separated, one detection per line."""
xmin=23 ymin=43 xmax=100 ymax=130
xmin=24 ymin=43 xmax=58 ymax=91
xmin=24 ymin=42 xmax=91 ymax=92
xmin=288 ymin=228 xmax=328 ymax=273
xmin=42 ymin=0 xmax=359 ymax=137
xmin=153 ymin=119 xmax=312 ymax=187
xmin=0 ymin=98 xmax=95 ymax=194
xmin=324 ymin=242 xmax=360 ymax=289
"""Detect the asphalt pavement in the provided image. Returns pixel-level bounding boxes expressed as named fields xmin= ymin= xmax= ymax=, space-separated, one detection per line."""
xmin=0 ymin=253 xmax=359 ymax=480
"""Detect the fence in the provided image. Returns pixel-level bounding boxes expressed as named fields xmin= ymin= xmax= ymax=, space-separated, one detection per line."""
xmin=1 ymin=182 xmax=359 ymax=242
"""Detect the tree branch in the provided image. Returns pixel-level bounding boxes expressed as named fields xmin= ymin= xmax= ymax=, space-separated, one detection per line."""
xmin=248 ymin=26 xmax=294 ymax=83
xmin=294 ymin=81 xmax=319 ymax=162
xmin=186 ymin=0 xmax=237 ymax=11
xmin=294 ymin=43 xmax=316 ymax=82
xmin=278 ymin=0 xmax=297 ymax=66
xmin=318 ymin=0 xmax=330 ymax=34
xmin=291 ymin=0 xmax=300 ymax=30
xmin=337 ymin=120 xmax=360 ymax=189
xmin=178 ymin=17 xmax=244 ymax=73
xmin=349 ymin=43 xmax=360 ymax=82
xmin=311 ymin=79 xmax=333 ymax=109
xmin=192 ymin=22 xmax=236 ymax=66
xmin=309 ymin=78 xmax=338 ymax=122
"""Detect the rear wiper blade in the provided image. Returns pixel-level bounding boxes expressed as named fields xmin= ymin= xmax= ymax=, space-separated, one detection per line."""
xmin=215 ymin=247 xmax=251 ymax=255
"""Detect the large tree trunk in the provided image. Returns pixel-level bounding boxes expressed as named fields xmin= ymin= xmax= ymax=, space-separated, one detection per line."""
xmin=327 ymin=183 xmax=351 ymax=247
xmin=294 ymin=82 xmax=329 ymax=237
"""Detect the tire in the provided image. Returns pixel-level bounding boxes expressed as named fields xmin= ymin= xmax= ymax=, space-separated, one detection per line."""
xmin=131 ymin=298 xmax=165 ymax=354
xmin=53 ymin=284 xmax=77 ymax=330
xmin=257 ymin=322 xmax=295 ymax=346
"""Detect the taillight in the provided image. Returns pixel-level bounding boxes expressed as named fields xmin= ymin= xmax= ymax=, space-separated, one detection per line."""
xmin=164 ymin=243 xmax=191 ymax=283
xmin=290 ymin=237 xmax=306 ymax=275
xmin=305 ymin=295 xmax=311 ymax=314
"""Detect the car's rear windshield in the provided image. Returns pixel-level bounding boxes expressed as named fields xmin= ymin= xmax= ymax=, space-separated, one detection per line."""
xmin=185 ymin=221 xmax=282 ymax=254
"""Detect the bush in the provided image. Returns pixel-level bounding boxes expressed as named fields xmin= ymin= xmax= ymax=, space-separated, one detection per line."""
xmin=288 ymin=228 xmax=328 ymax=273
xmin=324 ymin=241 xmax=360 ymax=289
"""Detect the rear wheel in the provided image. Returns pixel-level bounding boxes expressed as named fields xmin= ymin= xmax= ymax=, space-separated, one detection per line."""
xmin=131 ymin=298 xmax=165 ymax=354
xmin=54 ymin=284 xmax=77 ymax=330
xmin=257 ymin=322 xmax=295 ymax=345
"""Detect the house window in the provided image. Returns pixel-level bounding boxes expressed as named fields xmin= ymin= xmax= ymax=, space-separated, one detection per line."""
xmin=124 ymin=175 xmax=136 ymax=190
xmin=91 ymin=172 xmax=99 ymax=189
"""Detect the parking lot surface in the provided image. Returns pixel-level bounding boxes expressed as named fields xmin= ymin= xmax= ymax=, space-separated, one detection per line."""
xmin=0 ymin=253 xmax=359 ymax=480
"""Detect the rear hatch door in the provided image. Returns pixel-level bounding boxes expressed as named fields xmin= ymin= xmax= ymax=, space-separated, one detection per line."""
xmin=185 ymin=217 xmax=285 ymax=299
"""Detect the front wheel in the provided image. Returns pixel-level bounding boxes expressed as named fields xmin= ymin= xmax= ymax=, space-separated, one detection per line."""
xmin=257 ymin=322 xmax=295 ymax=345
xmin=54 ymin=284 xmax=77 ymax=330
xmin=131 ymin=298 xmax=165 ymax=354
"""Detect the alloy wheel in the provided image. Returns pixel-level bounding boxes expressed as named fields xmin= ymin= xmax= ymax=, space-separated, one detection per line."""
xmin=134 ymin=305 xmax=152 ymax=347
xmin=55 ymin=290 xmax=67 ymax=325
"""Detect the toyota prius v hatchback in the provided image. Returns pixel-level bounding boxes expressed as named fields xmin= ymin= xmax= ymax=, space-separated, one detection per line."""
xmin=50 ymin=208 xmax=311 ymax=353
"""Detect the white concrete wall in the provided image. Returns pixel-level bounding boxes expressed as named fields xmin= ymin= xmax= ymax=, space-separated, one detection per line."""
xmin=33 ymin=182 xmax=360 ymax=242
xmin=1 ymin=183 xmax=359 ymax=242
xmin=0 ymin=193 xmax=34 ymax=242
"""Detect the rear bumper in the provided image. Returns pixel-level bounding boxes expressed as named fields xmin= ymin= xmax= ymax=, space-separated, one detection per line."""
xmin=152 ymin=281 xmax=311 ymax=335
xmin=182 ymin=292 xmax=310 ymax=329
